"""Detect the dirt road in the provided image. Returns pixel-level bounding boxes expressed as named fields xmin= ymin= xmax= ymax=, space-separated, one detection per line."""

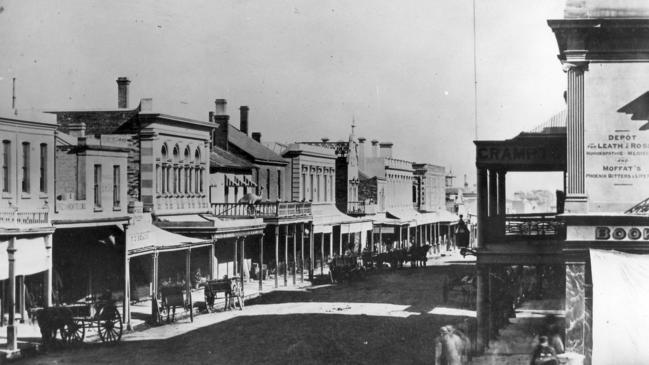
xmin=16 ymin=264 xmax=475 ymax=365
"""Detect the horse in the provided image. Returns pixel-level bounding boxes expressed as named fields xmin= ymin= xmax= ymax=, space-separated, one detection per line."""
xmin=434 ymin=325 xmax=471 ymax=365
xmin=34 ymin=306 xmax=75 ymax=350
xmin=407 ymin=245 xmax=431 ymax=267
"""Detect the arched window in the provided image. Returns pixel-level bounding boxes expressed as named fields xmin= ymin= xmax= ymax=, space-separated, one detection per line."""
xmin=160 ymin=144 xmax=168 ymax=194
xmin=194 ymin=147 xmax=201 ymax=163
xmin=172 ymin=145 xmax=180 ymax=193
xmin=184 ymin=146 xmax=190 ymax=161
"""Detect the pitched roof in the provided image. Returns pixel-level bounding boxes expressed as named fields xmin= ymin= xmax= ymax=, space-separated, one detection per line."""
xmin=210 ymin=147 xmax=254 ymax=171
xmin=228 ymin=125 xmax=287 ymax=165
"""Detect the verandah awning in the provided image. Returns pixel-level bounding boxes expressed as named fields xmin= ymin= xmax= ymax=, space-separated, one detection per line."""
xmin=312 ymin=204 xmax=373 ymax=234
xmin=0 ymin=236 xmax=49 ymax=280
xmin=127 ymin=222 xmax=212 ymax=258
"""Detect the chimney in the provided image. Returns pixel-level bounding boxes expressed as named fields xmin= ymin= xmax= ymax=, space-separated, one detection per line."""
xmin=68 ymin=122 xmax=86 ymax=137
xmin=371 ymin=139 xmax=379 ymax=157
xmin=358 ymin=137 xmax=366 ymax=171
xmin=140 ymin=98 xmax=153 ymax=112
xmin=212 ymin=99 xmax=229 ymax=151
xmin=321 ymin=138 xmax=330 ymax=143
xmin=252 ymin=132 xmax=261 ymax=143
xmin=214 ymin=99 xmax=227 ymax=115
xmin=116 ymin=77 xmax=130 ymax=109
xmin=379 ymin=142 xmax=393 ymax=158
xmin=239 ymin=106 xmax=249 ymax=135
xmin=209 ymin=111 xmax=214 ymax=122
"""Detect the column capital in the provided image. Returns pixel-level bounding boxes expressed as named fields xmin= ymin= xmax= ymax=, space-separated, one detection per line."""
xmin=562 ymin=61 xmax=589 ymax=73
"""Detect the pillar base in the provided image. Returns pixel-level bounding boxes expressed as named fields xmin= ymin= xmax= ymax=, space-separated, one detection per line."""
xmin=564 ymin=194 xmax=588 ymax=214
xmin=5 ymin=325 xmax=18 ymax=352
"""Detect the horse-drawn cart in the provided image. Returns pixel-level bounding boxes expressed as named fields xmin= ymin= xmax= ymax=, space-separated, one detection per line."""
xmin=34 ymin=295 xmax=123 ymax=346
xmin=62 ymin=298 xmax=123 ymax=344
xmin=328 ymin=256 xmax=364 ymax=283
xmin=203 ymin=277 xmax=243 ymax=312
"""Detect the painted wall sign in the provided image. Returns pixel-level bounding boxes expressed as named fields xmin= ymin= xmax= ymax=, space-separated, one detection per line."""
xmin=584 ymin=63 xmax=649 ymax=211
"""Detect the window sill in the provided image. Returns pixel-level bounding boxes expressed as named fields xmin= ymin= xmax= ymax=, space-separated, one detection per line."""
xmin=2 ymin=192 xmax=11 ymax=199
xmin=113 ymin=206 xmax=121 ymax=212
xmin=39 ymin=193 xmax=48 ymax=199
xmin=94 ymin=207 xmax=103 ymax=213
xmin=21 ymin=192 xmax=31 ymax=199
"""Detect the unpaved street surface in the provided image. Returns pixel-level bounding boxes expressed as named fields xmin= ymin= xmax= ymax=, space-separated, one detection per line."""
xmin=17 ymin=264 xmax=475 ymax=365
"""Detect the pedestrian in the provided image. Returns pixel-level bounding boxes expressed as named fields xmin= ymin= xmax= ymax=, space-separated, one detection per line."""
xmin=434 ymin=325 xmax=469 ymax=365
xmin=530 ymin=335 xmax=558 ymax=365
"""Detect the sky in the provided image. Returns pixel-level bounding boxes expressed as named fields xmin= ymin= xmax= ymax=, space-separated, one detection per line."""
xmin=0 ymin=0 xmax=567 ymax=194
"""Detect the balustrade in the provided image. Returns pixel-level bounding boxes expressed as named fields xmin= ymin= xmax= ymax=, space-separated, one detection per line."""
xmin=212 ymin=202 xmax=311 ymax=218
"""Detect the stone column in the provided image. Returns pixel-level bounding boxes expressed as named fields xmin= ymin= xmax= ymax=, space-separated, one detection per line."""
xmin=378 ymin=226 xmax=383 ymax=253
xmin=477 ymin=168 xmax=488 ymax=248
xmin=564 ymin=62 xmax=588 ymax=212
xmin=320 ymin=232 xmax=325 ymax=276
xmin=292 ymin=226 xmax=297 ymax=286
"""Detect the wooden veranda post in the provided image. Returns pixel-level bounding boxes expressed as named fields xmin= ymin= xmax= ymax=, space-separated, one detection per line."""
xmin=284 ymin=225 xmax=288 ymax=287
xmin=292 ymin=226 xmax=296 ymax=286
xmin=274 ymin=226 xmax=279 ymax=289
xmin=259 ymin=234 xmax=264 ymax=292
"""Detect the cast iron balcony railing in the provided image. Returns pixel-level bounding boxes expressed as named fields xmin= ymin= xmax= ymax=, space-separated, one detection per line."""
xmin=505 ymin=213 xmax=563 ymax=237
xmin=212 ymin=202 xmax=311 ymax=219
xmin=0 ymin=208 xmax=50 ymax=228
xmin=346 ymin=201 xmax=376 ymax=215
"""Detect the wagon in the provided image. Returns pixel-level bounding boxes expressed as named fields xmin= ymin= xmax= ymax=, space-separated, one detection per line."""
xmin=158 ymin=284 xmax=194 ymax=323
xmin=328 ymin=256 xmax=364 ymax=283
xmin=202 ymin=277 xmax=243 ymax=312
xmin=59 ymin=297 xmax=123 ymax=344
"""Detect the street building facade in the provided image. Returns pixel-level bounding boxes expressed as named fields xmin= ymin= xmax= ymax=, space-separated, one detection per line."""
xmin=0 ymin=115 xmax=57 ymax=352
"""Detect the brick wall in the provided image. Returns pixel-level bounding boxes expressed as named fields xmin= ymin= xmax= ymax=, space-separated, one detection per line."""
xmin=56 ymin=110 xmax=139 ymax=135
xmin=55 ymin=148 xmax=79 ymax=199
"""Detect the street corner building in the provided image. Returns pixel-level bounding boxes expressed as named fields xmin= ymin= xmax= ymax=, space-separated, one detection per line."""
xmin=473 ymin=1 xmax=649 ymax=364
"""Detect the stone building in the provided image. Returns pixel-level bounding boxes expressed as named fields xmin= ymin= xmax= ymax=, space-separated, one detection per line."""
xmin=474 ymin=2 xmax=649 ymax=364
xmin=52 ymin=131 xmax=131 ymax=308
xmin=282 ymin=143 xmax=372 ymax=271
xmin=207 ymin=101 xmax=313 ymax=286
xmin=0 ymin=115 xmax=57 ymax=353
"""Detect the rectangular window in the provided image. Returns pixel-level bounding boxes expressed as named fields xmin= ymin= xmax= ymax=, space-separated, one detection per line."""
xmin=199 ymin=169 xmax=204 ymax=193
xmin=162 ymin=165 xmax=168 ymax=194
xmin=2 ymin=140 xmax=10 ymax=193
xmin=39 ymin=143 xmax=47 ymax=193
xmin=310 ymin=174 xmax=314 ymax=201
xmin=266 ymin=169 xmax=270 ymax=199
xmin=21 ymin=142 xmax=30 ymax=193
xmin=156 ymin=165 xmax=161 ymax=194
xmin=224 ymin=185 xmax=229 ymax=203
xmin=94 ymin=164 xmax=102 ymax=208
xmin=278 ymin=172 xmax=282 ymax=200
xmin=301 ymin=173 xmax=306 ymax=201
xmin=317 ymin=175 xmax=321 ymax=202
xmin=113 ymin=165 xmax=120 ymax=208
xmin=188 ymin=167 xmax=193 ymax=193
xmin=324 ymin=175 xmax=328 ymax=201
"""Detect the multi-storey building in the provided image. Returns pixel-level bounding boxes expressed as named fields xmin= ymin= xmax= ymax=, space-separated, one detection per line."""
xmin=282 ymin=143 xmax=372 ymax=272
xmin=48 ymin=78 xmax=262 ymax=327
xmin=208 ymin=101 xmax=313 ymax=286
xmin=474 ymin=3 xmax=649 ymax=364
xmin=52 ymin=130 xmax=131 ymax=307
xmin=0 ymin=115 xmax=57 ymax=353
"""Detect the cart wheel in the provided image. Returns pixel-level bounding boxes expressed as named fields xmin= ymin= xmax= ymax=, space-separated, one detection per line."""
xmin=98 ymin=307 xmax=123 ymax=343
xmin=62 ymin=319 xmax=85 ymax=344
